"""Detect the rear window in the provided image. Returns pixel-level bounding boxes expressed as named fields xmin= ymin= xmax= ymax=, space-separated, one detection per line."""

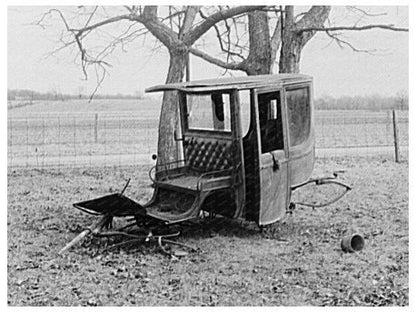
xmin=286 ymin=87 xmax=311 ymax=146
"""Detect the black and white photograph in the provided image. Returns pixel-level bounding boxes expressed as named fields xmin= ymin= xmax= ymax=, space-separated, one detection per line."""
xmin=6 ymin=2 xmax=410 ymax=307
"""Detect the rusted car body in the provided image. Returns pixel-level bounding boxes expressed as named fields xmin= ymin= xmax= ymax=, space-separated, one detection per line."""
xmin=75 ymin=74 xmax=316 ymax=226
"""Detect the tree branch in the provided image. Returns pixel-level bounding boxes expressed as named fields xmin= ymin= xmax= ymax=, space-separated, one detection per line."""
xmin=36 ymin=7 xmax=153 ymax=99
xmin=297 ymin=24 xmax=408 ymax=33
xmin=325 ymin=31 xmax=375 ymax=53
xmin=214 ymin=20 xmax=246 ymax=61
xmin=198 ymin=8 xmax=247 ymax=61
xmin=130 ymin=6 xmax=182 ymax=49
xmin=189 ymin=47 xmax=244 ymax=71
xmin=35 ymin=8 xmax=71 ymax=30
xmin=83 ymin=6 xmax=98 ymax=28
xmin=70 ymin=14 xmax=133 ymax=35
xmin=95 ymin=24 xmax=149 ymax=59
xmin=88 ymin=64 xmax=107 ymax=101
xmin=346 ymin=6 xmax=388 ymax=17
xmin=179 ymin=6 xmax=200 ymax=39
xmin=184 ymin=5 xmax=267 ymax=45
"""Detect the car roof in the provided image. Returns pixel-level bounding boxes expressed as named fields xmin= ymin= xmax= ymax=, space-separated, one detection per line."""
xmin=145 ymin=74 xmax=312 ymax=93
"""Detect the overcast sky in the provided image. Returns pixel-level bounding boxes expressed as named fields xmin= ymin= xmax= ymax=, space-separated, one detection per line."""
xmin=7 ymin=5 xmax=409 ymax=98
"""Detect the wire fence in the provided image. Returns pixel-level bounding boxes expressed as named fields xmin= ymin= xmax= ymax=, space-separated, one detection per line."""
xmin=314 ymin=110 xmax=408 ymax=159
xmin=7 ymin=110 xmax=408 ymax=171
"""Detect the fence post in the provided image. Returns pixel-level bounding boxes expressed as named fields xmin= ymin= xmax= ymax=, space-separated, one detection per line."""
xmin=392 ymin=109 xmax=400 ymax=163
xmin=73 ymin=117 xmax=77 ymax=166
xmin=94 ymin=113 xmax=98 ymax=143
xmin=42 ymin=117 xmax=45 ymax=169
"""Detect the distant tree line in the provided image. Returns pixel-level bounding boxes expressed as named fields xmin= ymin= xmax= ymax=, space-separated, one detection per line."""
xmin=315 ymin=93 xmax=408 ymax=111
xmin=7 ymin=89 xmax=144 ymax=102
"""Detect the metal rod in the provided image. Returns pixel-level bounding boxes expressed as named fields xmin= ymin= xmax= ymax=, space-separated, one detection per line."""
xmin=58 ymin=215 xmax=112 ymax=255
xmin=120 ymin=178 xmax=131 ymax=195
xmin=185 ymin=53 xmax=190 ymax=82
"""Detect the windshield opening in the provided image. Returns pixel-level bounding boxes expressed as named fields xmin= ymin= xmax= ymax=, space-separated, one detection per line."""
xmin=185 ymin=92 xmax=231 ymax=132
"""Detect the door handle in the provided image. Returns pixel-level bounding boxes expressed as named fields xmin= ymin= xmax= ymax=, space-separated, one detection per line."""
xmin=270 ymin=152 xmax=280 ymax=171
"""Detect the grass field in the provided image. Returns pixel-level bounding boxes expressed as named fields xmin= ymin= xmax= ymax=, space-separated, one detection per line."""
xmin=7 ymin=156 xmax=408 ymax=306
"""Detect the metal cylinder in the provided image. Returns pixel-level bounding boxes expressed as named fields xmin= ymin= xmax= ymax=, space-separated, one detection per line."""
xmin=341 ymin=234 xmax=365 ymax=253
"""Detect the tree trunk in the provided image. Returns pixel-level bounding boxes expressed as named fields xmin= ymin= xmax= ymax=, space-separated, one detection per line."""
xmin=279 ymin=6 xmax=331 ymax=73
xmin=157 ymin=48 xmax=187 ymax=165
xmin=244 ymin=11 xmax=272 ymax=75
xmin=279 ymin=34 xmax=303 ymax=73
xmin=279 ymin=6 xmax=300 ymax=73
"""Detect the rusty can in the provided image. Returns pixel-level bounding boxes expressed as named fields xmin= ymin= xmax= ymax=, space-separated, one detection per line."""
xmin=341 ymin=234 xmax=365 ymax=253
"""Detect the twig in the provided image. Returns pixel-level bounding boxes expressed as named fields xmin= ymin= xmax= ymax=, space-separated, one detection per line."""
xmin=325 ymin=31 xmax=375 ymax=54
xmin=346 ymin=6 xmax=388 ymax=17
xmin=105 ymin=238 xmax=141 ymax=251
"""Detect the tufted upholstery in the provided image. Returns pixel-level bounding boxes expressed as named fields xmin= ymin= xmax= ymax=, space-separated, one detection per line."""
xmin=184 ymin=137 xmax=233 ymax=172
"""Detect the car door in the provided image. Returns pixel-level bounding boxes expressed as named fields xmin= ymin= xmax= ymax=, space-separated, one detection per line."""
xmin=284 ymin=84 xmax=315 ymax=186
xmin=256 ymin=89 xmax=290 ymax=225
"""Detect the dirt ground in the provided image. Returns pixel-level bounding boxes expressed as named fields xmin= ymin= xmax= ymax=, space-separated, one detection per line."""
xmin=7 ymin=156 xmax=408 ymax=306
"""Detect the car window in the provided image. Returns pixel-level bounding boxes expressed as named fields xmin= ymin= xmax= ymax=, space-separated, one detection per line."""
xmin=286 ymin=87 xmax=310 ymax=146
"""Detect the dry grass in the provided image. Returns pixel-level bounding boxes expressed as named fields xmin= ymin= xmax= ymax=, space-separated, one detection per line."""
xmin=7 ymin=157 xmax=408 ymax=306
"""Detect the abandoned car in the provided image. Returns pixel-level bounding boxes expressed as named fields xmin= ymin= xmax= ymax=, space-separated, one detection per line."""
xmin=63 ymin=74 xmax=350 ymax=254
